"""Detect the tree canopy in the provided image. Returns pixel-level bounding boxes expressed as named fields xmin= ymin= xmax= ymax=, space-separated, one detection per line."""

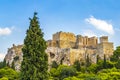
xmin=20 ymin=12 xmax=49 ymax=80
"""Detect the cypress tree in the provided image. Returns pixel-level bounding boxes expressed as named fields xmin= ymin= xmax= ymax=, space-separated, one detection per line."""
xmin=74 ymin=60 xmax=81 ymax=71
xmin=11 ymin=61 xmax=15 ymax=70
xmin=96 ymin=54 xmax=100 ymax=64
xmin=103 ymin=54 xmax=107 ymax=69
xmin=86 ymin=54 xmax=91 ymax=67
xmin=21 ymin=12 xmax=49 ymax=80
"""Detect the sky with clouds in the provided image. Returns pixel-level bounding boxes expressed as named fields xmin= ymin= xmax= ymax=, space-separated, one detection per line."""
xmin=0 ymin=0 xmax=120 ymax=61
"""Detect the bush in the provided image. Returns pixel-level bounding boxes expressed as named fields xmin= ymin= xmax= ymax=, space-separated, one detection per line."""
xmin=0 ymin=77 xmax=8 ymax=80
xmin=77 ymin=73 xmax=101 ymax=80
xmin=59 ymin=66 xmax=77 ymax=80
xmin=87 ymin=64 xmax=98 ymax=73
xmin=51 ymin=61 xmax=59 ymax=68
xmin=97 ymin=68 xmax=120 ymax=79
xmin=63 ymin=76 xmax=79 ymax=80
xmin=0 ymin=67 xmax=19 ymax=80
xmin=50 ymin=68 xmax=59 ymax=78
xmin=50 ymin=65 xmax=77 ymax=80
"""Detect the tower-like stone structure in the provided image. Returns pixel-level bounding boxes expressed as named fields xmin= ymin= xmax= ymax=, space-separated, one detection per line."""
xmin=97 ymin=36 xmax=114 ymax=59
xmin=47 ymin=31 xmax=76 ymax=48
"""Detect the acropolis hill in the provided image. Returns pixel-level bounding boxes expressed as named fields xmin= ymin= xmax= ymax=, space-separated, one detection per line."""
xmin=5 ymin=31 xmax=114 ymax=71
xmin=46 ymin=31 xmax=114 ymax=65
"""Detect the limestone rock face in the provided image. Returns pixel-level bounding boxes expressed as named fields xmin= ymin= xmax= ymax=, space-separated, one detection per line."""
xmin=5 ymin=44 xmax=23 ymax=71
xmin=46 ymin=47 xmax=70 ymax=66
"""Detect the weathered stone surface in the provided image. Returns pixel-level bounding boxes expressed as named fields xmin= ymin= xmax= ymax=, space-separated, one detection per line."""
xmin=97 ymin=42 xmax=114 ymax=60
xmin=5 ymin=44 xmax=23 ymax=71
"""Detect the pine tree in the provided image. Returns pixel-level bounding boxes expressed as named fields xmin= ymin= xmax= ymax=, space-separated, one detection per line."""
xmin=21 ymin=12 xmax=49 ymax=80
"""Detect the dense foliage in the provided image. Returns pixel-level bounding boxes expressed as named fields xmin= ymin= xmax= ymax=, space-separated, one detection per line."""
xmin=0 ymin=67 xmax=19 ymax=80
xmin=0 ymin=60 xmax=6 ymax=69
xmin=20 ymin=13 xmax=49 ymax=80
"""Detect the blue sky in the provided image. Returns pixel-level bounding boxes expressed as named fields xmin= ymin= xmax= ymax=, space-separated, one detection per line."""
xmin=0 ymin=0 xmax=120 ymax=61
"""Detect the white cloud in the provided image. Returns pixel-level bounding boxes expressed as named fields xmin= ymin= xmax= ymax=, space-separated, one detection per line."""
xmin=85 ymin=16 xmax=114 ymax=35
xmin=83 ymin=30 xmax=97 ymax=37
xmin=0 ymin=27 xmax=12 ymax=36
xmin=0 ymin=53 xmax=5 ymax=61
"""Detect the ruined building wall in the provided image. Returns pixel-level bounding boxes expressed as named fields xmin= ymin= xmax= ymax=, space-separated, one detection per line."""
xmin=97 ymin=36 xmax=114 ymax=59
xmin=97 ymin=42 xmax=114 ymax=59
xmin=76 ymin=35 xmax=84 ymax=48
xmin=76 ymin=35 xmax=98 ymax=49
xmin=50 ymin=31 xmax=76 ymax=48
xmin=100 ymin=36 xmax=108 ymax=43
xmin=48 ymin=31 xmax=98 ymax=49
xmin=88 ymin=37 xmax=98 ymax=48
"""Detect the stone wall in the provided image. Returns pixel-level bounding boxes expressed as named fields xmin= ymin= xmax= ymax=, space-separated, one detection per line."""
xmin=97 ymin=42 xmax=114 ymax=59
xmin=49 ymin=32 xmax=98 ymax=49
xmin=88 ymin=37 xmax=98 ymax=48
xmin=53 ymin=31 xmax=76 ymax=42
xmin=49 ymin=31 xmax=76 ymax=48
xmin=100 ymin=36 xmax=108 ymax=43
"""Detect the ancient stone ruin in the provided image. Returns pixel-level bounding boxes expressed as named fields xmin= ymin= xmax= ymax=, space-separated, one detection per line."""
xmin=46 ymin=31 xmax=114 ymax=65
xmin=4 ymin=31 xmax=114 ymax=71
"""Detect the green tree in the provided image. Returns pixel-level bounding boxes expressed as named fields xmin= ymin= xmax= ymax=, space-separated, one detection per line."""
xmin=103 ymin=54 xmax=107 ymax=69
xmin=51 ymin=61 xmax=59 ymax=68
xmin=59 ymin=66 xmax=76 ymax=80
xmin=110 ymin=46 xmax=120 ymax=62
xmin=87 ymin=64 xmax=98 ymax=73
xmin=0 ymin=59 xmax=7 ymax=69
xmin=0 ymin=67 xmax=19 ymax=80
xmin=73 ymin=60 xmax=81 ymax=71
xmin=21 ymin=12 xmax=49 ymax=80
xmin=86 ymin=54 xmax=91 ymax=67
xmin=115 ymin=60 xmax=120 ymax=69
xmin=11 ymin=61 xmax=15 ymax=70
xmin=63 ymin=76 xmax=79 ymax=80
xmin=96 ymin=55 xmax=100 ymax=64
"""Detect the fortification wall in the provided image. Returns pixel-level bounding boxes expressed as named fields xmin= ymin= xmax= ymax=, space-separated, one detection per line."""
xmin=88 ymin=37 xmax=98 ymax=48
xmin=51 ymin=32 xmax=76 ymax=48
xmin=97 ymin=42 xmax=114 ymax=59
xmin=100 ymin=36 xmax=108 ymax=43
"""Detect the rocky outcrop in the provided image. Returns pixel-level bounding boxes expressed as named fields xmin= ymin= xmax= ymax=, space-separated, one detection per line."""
xmin=5 ymin=44 xmax=23 ymax=71
xmin=4 ymin=31 xmax=114 ymax=71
